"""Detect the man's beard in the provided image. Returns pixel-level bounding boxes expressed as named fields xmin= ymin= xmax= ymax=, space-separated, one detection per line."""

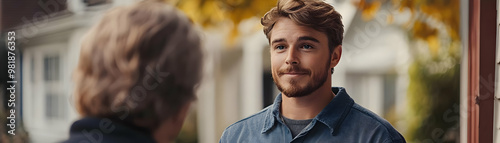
xmin=272 ymin=61 xmax=330 ymax=98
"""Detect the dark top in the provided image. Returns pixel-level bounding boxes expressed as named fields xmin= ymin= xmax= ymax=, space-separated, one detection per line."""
xmin=62 ymin=117 xmax=156 ymax=143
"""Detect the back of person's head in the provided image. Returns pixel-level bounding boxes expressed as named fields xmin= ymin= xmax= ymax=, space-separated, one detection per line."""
xmin=73 ymin=0 xmax=202 ymax=130
xmin=261 ymin=0 xmax=344 ymax=52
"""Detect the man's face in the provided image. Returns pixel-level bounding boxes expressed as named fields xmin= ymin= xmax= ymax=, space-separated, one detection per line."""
xmin=270 ymin=18 xmax=335 ymax=97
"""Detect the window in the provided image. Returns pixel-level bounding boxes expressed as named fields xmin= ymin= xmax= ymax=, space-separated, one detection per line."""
xmin=44 ymin=56 xmax=59 ymax=81
xmin=43 ymin=55 xmax=65 ymax=119
xmin=31 ymin=57 xmax=35 ymax=82
xmin=45 ymin=93 xmax=64 ymax=119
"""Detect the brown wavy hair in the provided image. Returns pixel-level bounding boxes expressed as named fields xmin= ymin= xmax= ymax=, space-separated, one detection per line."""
xmin=73 ymin=0 xmax=202 ymax=129
xmin=261 ymin=0 xmax=344 ymax=52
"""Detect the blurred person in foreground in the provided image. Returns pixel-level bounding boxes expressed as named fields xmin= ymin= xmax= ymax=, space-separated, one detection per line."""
xmin=63 ymin=1 xmax=202 ymax=143
xmin=220 ymin=0 xmax=405 ymax=142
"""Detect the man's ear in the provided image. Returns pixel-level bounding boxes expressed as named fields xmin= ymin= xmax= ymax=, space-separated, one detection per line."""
xmin=330 ymin=45 xmax=342 ymax=68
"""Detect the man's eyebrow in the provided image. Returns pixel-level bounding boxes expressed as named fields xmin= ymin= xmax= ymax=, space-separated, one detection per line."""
xmin=271 ymin=38 xmax=286 ymax=45
xmin=298 ymin=36 xmax=320 ymax=43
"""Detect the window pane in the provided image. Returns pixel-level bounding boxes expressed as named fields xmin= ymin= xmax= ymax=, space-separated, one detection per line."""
xmin=45 ymin=93 xmax=65 ymax=119
xmin=43 ymin=56 xmax=60 ymax=81
xmin=45 ymin=94 xmax=58 ymax=118
xmin=31 ymin=57 xmax=35 ymax=82
xmin=54 ymin=56 xmax=59 ymax=80
xmin=44 ymin=57 xmax=49 ymax=81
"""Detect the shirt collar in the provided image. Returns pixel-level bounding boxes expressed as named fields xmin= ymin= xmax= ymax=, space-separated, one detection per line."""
xmin=261 ymin=87 xmax=354 ymax=135
xmin=261 ymin=93 xmax=282 ymax=133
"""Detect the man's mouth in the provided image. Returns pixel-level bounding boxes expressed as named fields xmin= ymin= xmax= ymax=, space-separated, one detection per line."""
xmin=283 ymin=72 xmax=308 ymax=75
xmin=280 ymin=71 xmax=309 ymax=77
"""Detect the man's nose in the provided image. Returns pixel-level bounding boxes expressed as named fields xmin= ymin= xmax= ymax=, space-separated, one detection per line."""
xmin=285 ymin=47 xmax=299 ymax=65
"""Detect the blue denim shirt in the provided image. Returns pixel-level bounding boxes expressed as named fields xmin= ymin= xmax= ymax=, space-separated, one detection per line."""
xmin=220 ymin=87 xmax=406 ymax=143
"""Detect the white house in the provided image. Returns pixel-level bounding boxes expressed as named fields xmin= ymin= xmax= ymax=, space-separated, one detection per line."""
xmin=18 ymin=0 xmax=142 ymax=142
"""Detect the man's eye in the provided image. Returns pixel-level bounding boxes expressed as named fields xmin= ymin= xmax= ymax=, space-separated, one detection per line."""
xmin=276 ymin=45 xmax=285 ymax=50
xmin=302 ymin=45 xmax=313 ymax=49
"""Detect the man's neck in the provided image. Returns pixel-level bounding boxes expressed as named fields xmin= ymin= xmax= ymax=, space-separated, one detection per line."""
xmin=281 ymin=84 xmax=335 ymax=120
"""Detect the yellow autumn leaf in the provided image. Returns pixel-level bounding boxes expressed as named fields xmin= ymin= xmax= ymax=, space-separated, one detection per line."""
xmin=412 ymin=20 xmax=437 ymax=40
xmin=361 ymin=1 xmax=381 ymax=21
xmin=168 ymin=0 xmax=277 ymax=46
xmin=426 ymin=35 xmax=440 ymax=57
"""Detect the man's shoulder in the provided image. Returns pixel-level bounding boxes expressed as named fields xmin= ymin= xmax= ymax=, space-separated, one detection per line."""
xmin=350 ymin=103 xmax=392 ymax=126
xmin=220 ymin=106 xmax=273 ymax=142
xmin=224 ymin=105 xmax=271 ymax=131
xmin=346 ymin=103 xmax=405 ymax=142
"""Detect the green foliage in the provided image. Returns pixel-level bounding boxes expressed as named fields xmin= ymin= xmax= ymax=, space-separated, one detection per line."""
xmin=356 ymin=0 xmax=461 ymax=142
xmin=406 ymin=56 xmax=460 ymax=142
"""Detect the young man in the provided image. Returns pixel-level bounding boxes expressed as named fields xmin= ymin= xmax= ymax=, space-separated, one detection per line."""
xmin=63 ymin=1 xmax=202 ymax=143
xmin=220 ymin=0 xmax=406 ymax=142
